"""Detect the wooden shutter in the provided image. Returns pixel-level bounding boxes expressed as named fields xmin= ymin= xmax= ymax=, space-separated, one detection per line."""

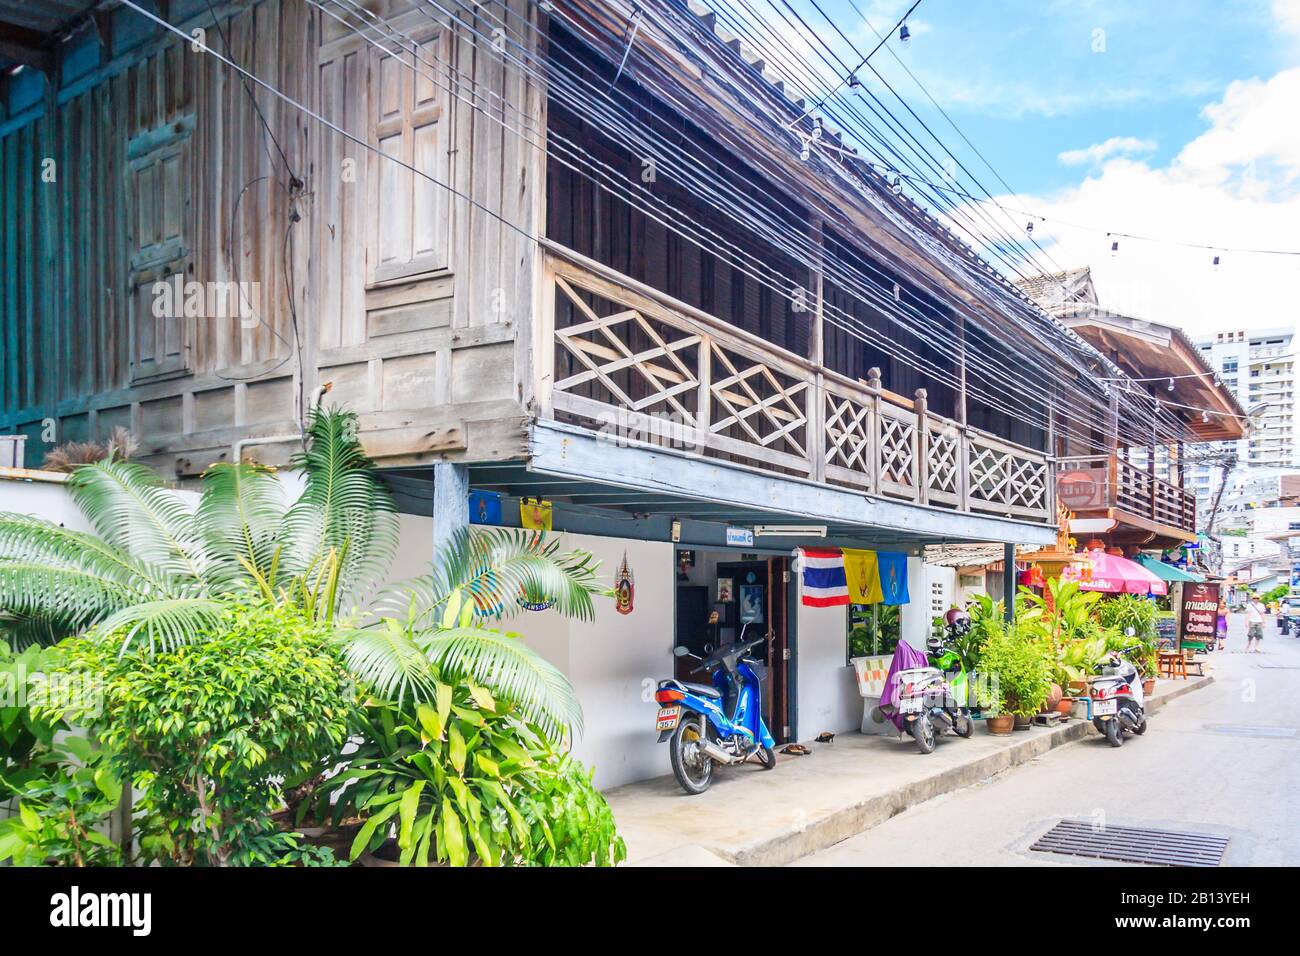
xmin=367 ymin=29 xmax=451 ymax=284
xmin=125 ymin=116 xmax=194 ymax=382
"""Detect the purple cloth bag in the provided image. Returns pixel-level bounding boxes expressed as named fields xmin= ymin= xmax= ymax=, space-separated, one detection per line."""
xmin=877 ymin=640 xmax=931 ymax=731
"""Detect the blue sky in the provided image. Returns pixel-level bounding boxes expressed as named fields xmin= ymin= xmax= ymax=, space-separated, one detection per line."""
xmin=727 ymin=0 xmax=1300 ymax=333
xmin=832 ymin=0 xmax=1291 ymax=195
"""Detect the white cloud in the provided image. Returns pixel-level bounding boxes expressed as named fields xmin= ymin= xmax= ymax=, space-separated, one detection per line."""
xmin=1058 ymin=136 xmax=1158 ymax=166
xmin=1275 ymin=0 xmax=1300 ymax=35
xmin=970 ymin=67 xmax=1300 ymax=337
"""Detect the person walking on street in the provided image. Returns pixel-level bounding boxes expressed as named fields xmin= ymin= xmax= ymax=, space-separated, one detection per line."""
xmin=1246 ymin=594 xmax=1266 ymax=654
xmin=1216 ymin=598 xmax=1229 ymax=651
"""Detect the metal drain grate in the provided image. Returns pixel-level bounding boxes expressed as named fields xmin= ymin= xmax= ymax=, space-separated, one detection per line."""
xmin=1030 ymin=820 xmax=1228 ymax=867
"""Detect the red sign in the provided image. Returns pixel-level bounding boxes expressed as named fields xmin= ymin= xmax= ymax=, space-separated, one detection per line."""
xmin=1056 ymin=468 xmax=1107 ymax=509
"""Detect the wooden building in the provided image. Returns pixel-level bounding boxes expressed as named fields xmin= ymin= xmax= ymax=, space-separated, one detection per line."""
xmin=1018 ymin=267 xmax=1245 ymax=550
xmin=2 ymin=0 xmax=1173 ymax=771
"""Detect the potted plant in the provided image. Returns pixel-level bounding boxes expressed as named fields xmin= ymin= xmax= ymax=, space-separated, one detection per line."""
xmin=978 ymin=621 xmax=1053 ymax=734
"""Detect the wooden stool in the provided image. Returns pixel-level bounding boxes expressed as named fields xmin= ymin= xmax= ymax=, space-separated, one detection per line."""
xmin=1158 ymin=651 xmax=1187 ymax=680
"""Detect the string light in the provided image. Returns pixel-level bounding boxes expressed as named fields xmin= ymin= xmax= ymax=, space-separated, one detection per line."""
xmin=1167 ymin=378 xmax=1175 ymax=392
xmin=899 ymin=22 xmax=911 ymax=43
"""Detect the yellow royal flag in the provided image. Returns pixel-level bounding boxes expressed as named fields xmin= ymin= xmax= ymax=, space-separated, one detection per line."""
xmin=520 ymin=498 xmax=553 ymax=531
xmin=842 ymin=549 xmax=884 ymax=605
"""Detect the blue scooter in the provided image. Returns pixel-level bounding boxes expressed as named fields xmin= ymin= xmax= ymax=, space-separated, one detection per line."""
xmin=654 ymin=624 xmax=777 ymax=794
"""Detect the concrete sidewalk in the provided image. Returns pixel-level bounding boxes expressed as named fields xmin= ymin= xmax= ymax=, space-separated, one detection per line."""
xmin=608 ymin=674 xmax=1214 ymax=867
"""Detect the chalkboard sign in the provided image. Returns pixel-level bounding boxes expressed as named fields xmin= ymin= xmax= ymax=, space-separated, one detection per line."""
xmin=1155 ymin=614 xmax=1177 ymax=649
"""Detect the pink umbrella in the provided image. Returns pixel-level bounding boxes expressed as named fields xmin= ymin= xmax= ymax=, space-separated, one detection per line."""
xmin=1062 ymin=550 xmax=1168 ymax=596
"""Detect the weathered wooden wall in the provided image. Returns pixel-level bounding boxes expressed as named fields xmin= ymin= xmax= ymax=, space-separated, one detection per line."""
xmin=0 ymin=0 xmax=540 ymax=476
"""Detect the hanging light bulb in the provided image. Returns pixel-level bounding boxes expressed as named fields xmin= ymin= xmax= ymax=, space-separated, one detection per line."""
xmin=891 ymin=175 xmax=902 ymax=194
xmin=1168 ymin=378 xmax=1175 ymax=391
xmin=892 ymin=282 xmax=902 ymax=301
xmin=1213 ymin=254 xmax=1221 ymax=268
xmin=899 ymin=23 xmax=911 ymax=43
xmin=1110 ymin=240 xmax=1119 ymax=256
xmin=811 ymin=117 xmax=823 ymax=141
xmin=800 ymin=144 xmax=810 ymax=161
xmin=1203 ymin=410 xmax=1210 ymax=424
xmin=1026 ymin=220 xmax=1034 ymax=236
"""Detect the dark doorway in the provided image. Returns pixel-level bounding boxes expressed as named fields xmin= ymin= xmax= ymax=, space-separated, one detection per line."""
xmin=674 ymin=585 xmax=711 ymax=682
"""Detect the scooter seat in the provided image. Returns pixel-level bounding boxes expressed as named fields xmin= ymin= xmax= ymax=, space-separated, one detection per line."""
xmin=662 ymin=679 xmax=722 ymax=699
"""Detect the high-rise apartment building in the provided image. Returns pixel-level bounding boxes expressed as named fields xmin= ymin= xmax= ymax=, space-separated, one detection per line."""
xmin=1194 ymin=327 xmax=1298 ymax=500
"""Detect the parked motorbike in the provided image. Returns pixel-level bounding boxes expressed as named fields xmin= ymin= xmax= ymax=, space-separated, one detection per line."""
xmin=1090 ymin=644 xmax=1147 ymax=747
xmin=893 ymin=612 xmax=975 ymax=754
xmin=655 ymin=623 xmax=777 ymax=795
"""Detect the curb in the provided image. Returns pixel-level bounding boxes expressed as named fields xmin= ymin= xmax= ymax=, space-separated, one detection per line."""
xmin=724 ymin=674 xmax=1214 ymax=867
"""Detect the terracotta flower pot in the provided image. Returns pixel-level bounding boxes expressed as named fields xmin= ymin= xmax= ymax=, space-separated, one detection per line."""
xmin=986 ymin=714 xmax=1015 ymax=735
xmin=1042 ymin=683 xmax=1063 ymax=713
xmin=1055 ymin=697 xmax=1073 ymax=716
xmin=1143 ymin=678 xmax=1156 ymax=697
xmin=1013 ymin=713 xmax=1033 ymax=730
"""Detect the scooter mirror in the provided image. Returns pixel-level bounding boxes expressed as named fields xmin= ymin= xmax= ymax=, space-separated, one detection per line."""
xmin=672 ymin=645 xmax=691 ymax=657
xmin=703 ymin=643 xmax=715 ymax=654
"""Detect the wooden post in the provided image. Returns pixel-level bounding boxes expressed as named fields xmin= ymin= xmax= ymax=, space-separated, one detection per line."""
xmin=811 ymin=373 xmax=826 ymax=482
xmin=433 ymin=461 xmax=470 ymax=560
xmin=914 ymin=387 xmax=929 ymax=505
xmin=809 ymin=221 xmax=825 ymax=483
xmin=867 ymin=366 xmax=882 ymax=495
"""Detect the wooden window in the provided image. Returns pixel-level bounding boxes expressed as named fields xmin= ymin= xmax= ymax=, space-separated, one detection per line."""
xmin=125 ymin=115 xmax=195 ymax=382
xmin=367 ymin=29 xmax=450 ymax=284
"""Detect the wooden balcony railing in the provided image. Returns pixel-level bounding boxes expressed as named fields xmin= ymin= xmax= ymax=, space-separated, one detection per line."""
xmin=536 ymin=244 xmax=1053 ymax=524
xmin=1056 ymin=454 xmax=1196 ymax=535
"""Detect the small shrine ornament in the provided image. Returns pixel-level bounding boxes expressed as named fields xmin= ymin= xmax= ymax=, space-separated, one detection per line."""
xmin=614 ymin=550 xmax=635 ymax=615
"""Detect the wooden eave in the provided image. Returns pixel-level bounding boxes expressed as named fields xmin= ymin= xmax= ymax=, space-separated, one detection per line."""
xmin=1060 ymin=308 xmax=1246 ymax=441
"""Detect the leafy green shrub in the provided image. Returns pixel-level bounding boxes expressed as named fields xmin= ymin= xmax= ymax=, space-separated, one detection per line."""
xmin=1 ymin=642 xmax=125 ymax=867
xmin=48 ymin=603 xmax=354 ymax=866
xmin=0 ymin=735 xmax=122 ymax=867
xmin=323 ymin=679 xmax=624 ymax=867
xmin=978 ymin=621 xmax=1053 ymax=718
xmin=1 ymin=642 xmax=59 ymax=804
xmin=1096 ymin=595 xmax=1159 ymax=677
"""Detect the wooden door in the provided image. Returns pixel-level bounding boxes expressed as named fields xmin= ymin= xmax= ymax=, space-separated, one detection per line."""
xmin=767 ymin=556 xmax=791 ymax=743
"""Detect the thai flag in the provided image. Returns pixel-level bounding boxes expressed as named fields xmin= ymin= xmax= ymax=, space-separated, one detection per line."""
xmin=800 ymin=548 xmax=848 ymax=607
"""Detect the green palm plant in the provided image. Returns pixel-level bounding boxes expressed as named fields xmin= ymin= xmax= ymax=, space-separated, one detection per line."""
xmin=338 ymin=527 xmax=604 ymax=740
xmin=0 ymin=406 xmax=604 ymax=738
xmin=0 ymin=406 xmax=396 ymax=651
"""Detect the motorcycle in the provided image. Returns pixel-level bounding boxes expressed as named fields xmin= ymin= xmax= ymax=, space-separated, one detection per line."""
xmin=893 ymin=611 xmax=975 ymax=754
xmin=1090 ymin=644 xmax=1147 ymax=747
xmin=654 ymin=624 xmax=777 ymax=795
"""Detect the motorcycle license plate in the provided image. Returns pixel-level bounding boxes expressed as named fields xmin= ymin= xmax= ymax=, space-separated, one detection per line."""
xmin=1092 ymin=699 xmax=1117 ymax=716
xmin=656 ymin=706 xmax=682 ymax=731
xmin=899 ymin=697 xmax=923 ymax=714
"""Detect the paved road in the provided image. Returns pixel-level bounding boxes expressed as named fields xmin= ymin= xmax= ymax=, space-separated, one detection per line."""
xmin=796 ymin=615 xmax=1300 ymax=866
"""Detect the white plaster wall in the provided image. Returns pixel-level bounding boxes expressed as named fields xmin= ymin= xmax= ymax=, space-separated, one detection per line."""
xmin=546 ymin=534 xmax=675 ymax=789
xmin=0 ymin=475 xmax=196 ymax=530
xmin=383 ymin=517 xmax=673 ymax=788
xmin=899 ymin=555 xmax=929 ymax=651
xmin=794 ymin=598 xmax=862 ymax=740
